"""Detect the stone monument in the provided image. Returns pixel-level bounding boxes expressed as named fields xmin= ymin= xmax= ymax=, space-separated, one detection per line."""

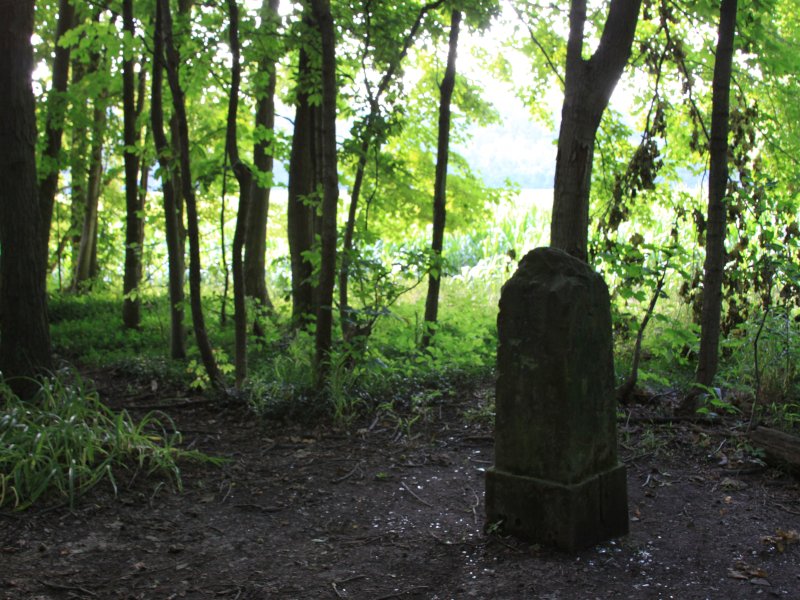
xmin=485 ymin=247 xmax=628 ymax=551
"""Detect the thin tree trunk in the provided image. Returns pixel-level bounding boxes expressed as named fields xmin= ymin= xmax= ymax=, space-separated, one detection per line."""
xmin=72 ymin=96 xmax=106 ymax=290
xmin=680 ymin=0 xmax=738 ymax=414
xmin=137 ymin=157 xmax=149 ymax=266
xmin=151 ymin=15 xmax=186 ymax=359
xmin=550 ymin=0 xmax=642 ymax=262
xmin=339 ymin=134 xmax=370 ymax=341
xmin=421 ymin=9 xmax=461 ymax=349
xmin=226 ymin=0 xmax=253 ymax=388
xmin=219 ymin=160 xmax=230 ymax=325
xmin=617 ymin=262 xmax=667 ymax=404
xmin=167 ymin=113 xmax=188 ymax=265
xmin=158 ymin=0 xmax=222 ymax=387
xmin=134 ymin=64 xmax=150 ymax=286
xmin=122 ymin=0 xmax=144 ymax=328
xmin=339 ymin=0 xmax=445 ymax=341
xmin=69 ymin=13 xmax=107 ymax=291
xmin=0 ymin=0 xmax=53 ymax=394
xmin=287 ymin=41 xmax=319 ymax=326
xmin=309 ymin=0 xmax=339 ymax=387
xmin=244 ymin=0 xmax=280 ymax=330
xmin=68 ymin=58 xmax=89 ymax=270
xmin=38 ymin=0 xmax=75 ymax=266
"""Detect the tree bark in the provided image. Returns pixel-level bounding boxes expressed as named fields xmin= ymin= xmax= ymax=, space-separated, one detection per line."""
xmin=151 ymin=11 xmax=186 ymax=359
xmin=550 ymin=0 xmax=642 ymax=262
xmin=226 ymin=0 xmax=253 ymax=388
xmin=38 ymin=0 xmax=75 ymax=267
xmin=122 ymin=0 xmax=145 ymax=329
xmin=681 ymin=0 xmax=738 ymax=414
xmin=68 ymin=58 xmax=89 ymax=270
xmin=0 ymin=0 xmax=53 ymax=394
xmin=71 ymin=94 xmax=107 ymax=290
xmin=309 ymin=0 xmax=339 ymax=386
xmin=158 ymin=0 xmax=222 ymax=387
xmin=287 ymin=38 xmax=319 ymax=326
xmin=244 ymin=0 xmax=280 ymax=328
xmin=421 ymin=9 xmax=461 ymax=349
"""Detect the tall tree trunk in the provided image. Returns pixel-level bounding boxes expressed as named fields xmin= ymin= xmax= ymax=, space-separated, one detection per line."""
xmin=158 ymin=0 xmax=222 ymax=387
xmin=69 ymin=13 xmax=108 ymax=292
xmin=244 ymin=0 xmax=280 ymax=329
xmin=226 ymin=0 xmax=253 ymax=388
xmin=219 ymin=158 xmax=230 ymax=325
xmin=339 ymin=0 xmax=445 ymax=341
xmin=421 ymin=9 xmax=461 ymax=350
xmin=681 ymin=0 xmax=738 ymax=413
xmin=550 ymin=0 xmax=642 ymax=262
xmin=71 ymin=95 xmax=107 ymax=291
xmin=134 ymin=65 xmax=150 ymax=287
xmin=122 ymin=0 xmax=145 ymax=329
xmin=0 ymin=0 xmax=53 ymax=395
xmin=169 ymin=113 xmax=187 ymax=254
xmin=309 ymin=0 xmax=339 ymax=386
xmin=287 ymin=40 xmax=319 ymax=327
xmin=151 ymin=12 xmax=186 ymax=359
xmin=68 ymin=58 xmax=89 ymax=270
xmin=38 ymin=0 xmax=75 ymax=267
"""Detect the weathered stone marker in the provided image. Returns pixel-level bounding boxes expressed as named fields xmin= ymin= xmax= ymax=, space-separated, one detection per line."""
xmin=485 ymin=247 xmax=628 ymax=551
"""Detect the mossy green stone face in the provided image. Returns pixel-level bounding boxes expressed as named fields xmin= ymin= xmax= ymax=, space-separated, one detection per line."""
xmin=487 ymin=247 xmax=628 ymax=551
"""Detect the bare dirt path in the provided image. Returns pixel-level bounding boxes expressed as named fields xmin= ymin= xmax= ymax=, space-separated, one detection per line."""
xmin=2 ymin=380 xmax=800 ymax=599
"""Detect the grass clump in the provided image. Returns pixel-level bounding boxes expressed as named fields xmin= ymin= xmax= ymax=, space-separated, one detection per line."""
xmin=0 ymin=373 xmax=205 ymax=511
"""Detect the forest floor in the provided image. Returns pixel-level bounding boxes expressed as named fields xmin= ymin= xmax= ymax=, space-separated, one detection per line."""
xmin=2 ymin=370 xmax=800 ymax=600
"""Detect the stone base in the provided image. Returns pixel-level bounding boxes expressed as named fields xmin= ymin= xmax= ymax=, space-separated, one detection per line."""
xmin=485 ymin=463 xmax=628 ymax=551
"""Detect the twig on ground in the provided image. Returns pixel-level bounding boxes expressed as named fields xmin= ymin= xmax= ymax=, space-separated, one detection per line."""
xmin=488 ymin=535 xmax=525 ymax=553
xmin=233 ymin=503 xmax=283 ymax=513
xmin=618 ymin=415 xmax=721 ymax=425
xmin=462 ymin=435 xmax=493 ymax=443
xmin=39 ymin=579 xmax=97 ymax=597
xmin=429 ymin=530 xmax=454 ymax=545
xmin=121 ymin=398 xmax=216 ymax=411
xmin=375 ymin=586 xmax=433 ymax=600
xmin=335 ymin=575 xmax=367 ymax=584
xmin=367 ymin=414 xmax=380 ymax=431
xmin=400 ymin=481 xmax=432 ymax=507
xmin=775 ymin=503 xmax=800 ymax=516
xmin=331 ymin=461 xmax=363 ymax=483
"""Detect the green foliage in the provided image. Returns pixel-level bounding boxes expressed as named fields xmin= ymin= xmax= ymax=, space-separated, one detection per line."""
xmin=245 ymin=330 xmax=321 ymax=422
xmin=187 ymin=349 xmax=235 ymax=391
xmin=49 ymin=292 xmax=170 ymax=365
xmin=23 ymin=0 xmax=800 ymax=437
xmin=694 ymin=384 xmax=741 ymax=416
xmin=719 ymin=308 xmax=800 ymax=402
xmin=0 ymin=373 xmax=209 ymax=511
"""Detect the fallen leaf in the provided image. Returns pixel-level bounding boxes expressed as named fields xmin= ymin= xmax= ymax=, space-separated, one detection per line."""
xmin=731 ymin=560 xmax=767 ymax=579
xmin=762 ymin=529 xmax=799 ymax=553
xmin=720 ymin=477 xmax=748 ymax=491
xmin=728 ymin=569 xmax=748 ymax=580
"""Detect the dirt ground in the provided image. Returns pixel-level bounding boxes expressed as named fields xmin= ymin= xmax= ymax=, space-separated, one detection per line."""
xmin=2 ymin=374 xmax=800 ymax=600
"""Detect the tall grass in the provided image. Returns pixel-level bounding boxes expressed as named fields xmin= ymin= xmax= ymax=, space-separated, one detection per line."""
xmin=0 ymin=374 xmax=210 ymax=510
